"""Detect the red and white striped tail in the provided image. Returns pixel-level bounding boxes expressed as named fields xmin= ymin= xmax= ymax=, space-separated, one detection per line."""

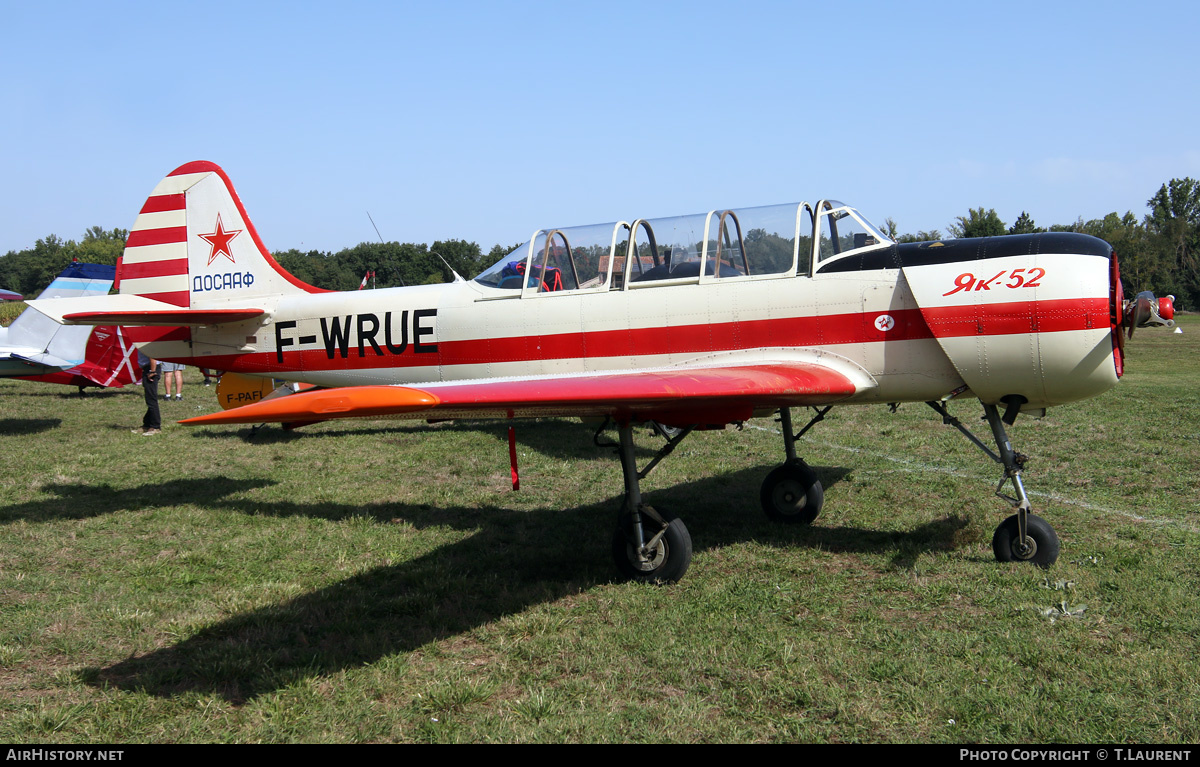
xmin=117 ymin=161 xmax=322 ymax=308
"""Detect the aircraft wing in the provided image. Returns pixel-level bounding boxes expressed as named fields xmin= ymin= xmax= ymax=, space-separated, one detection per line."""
xmin=180 ymin=359 xmax=870 ymax=428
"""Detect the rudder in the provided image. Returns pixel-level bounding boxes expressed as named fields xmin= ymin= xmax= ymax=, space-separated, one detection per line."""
xmin=118 ymin=161 xmax=325 ymax=309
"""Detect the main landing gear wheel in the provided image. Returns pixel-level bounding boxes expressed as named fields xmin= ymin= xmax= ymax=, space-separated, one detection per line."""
xmin=649 ymin=421 xmax=682 ymax=440
xmin=992 ymin=514 xmax=1059 ymax=568
xmin=760 ymin=460 xmax=823 ymax=524
xmin=612 ymin=507 xmax=693 ymax=583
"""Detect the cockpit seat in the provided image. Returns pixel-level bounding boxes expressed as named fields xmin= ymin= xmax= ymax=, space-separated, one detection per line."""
xmin=633 ymin=260 xmax=743 ymax=282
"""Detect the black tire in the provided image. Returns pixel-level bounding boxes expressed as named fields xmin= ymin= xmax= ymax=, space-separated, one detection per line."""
xmin=992 ymin=513 xmax=1059 ymax=568
xmin=760 ymin=460 xmax=823 ymax=524
xmin=649 ymin=421 xmax=683 ymax=440
xmin=612 ymin=508 xmax=692 ymax=583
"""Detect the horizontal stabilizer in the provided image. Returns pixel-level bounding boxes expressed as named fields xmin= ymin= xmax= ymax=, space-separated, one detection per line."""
xmin=63 ymin=308 xmax=265 ymax=326
xmin=27 ymin=294 xmax=264 ymax=326
xmin=181 ymin=361 xmax=863 ymax=427
xmin=2 ymin=351 xmax=74 ymax=372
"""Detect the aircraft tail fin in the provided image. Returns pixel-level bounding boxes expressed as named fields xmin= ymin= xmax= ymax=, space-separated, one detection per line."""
xmin=34 ymin=262 xmax=114 ymax=300
xmin=118 ymin=161 xmax=327 ymax=309
xmin=3 ymin=263 xmax=116 ymax=371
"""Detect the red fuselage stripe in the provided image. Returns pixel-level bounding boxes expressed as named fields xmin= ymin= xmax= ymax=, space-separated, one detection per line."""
xmin=175 ymin=297 xmax=1107 ymax=373
xmin=921 ymin=298 xmax=1109 ymax=337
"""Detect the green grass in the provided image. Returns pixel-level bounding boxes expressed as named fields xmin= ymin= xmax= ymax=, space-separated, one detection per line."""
xmin=1 ymin=317 xmax=1198 ymax=742
xmin=0 ymin=301 xmax=24 ymax=326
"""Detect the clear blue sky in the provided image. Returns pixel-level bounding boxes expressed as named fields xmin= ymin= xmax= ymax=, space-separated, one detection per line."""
xmin=2 ymin=1 xmax=1198 ymax=256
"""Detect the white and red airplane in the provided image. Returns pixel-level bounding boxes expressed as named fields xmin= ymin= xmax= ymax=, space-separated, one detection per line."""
xmin=31 ymin=161 xmax=1176 ymax=582
xmin=2 ymin=262 xmax=140 ymax=391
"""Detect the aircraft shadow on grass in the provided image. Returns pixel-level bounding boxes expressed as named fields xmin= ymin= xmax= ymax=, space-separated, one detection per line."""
xmin=79 ymin=463 xmax=970 ymax=704
xmin=0 ymin=384 xmax=136 ymax=401
xmin=0 ymin=418 xmax=61 ymax=436
xmin=0 ymin=477 xmax=277 ymax=524
xmin=189 ymin=416 xmax=666 ymax=461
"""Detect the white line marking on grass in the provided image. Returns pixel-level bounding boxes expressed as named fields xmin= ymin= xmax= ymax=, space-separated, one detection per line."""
xmin=746 ymin=424 xmax=1197 ymax=532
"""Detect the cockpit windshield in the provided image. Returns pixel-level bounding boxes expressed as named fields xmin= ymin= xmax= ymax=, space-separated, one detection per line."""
xmin=815 ymin=201 xmax=889 ymax=263
xmin=474 ymin=221 xmax=620 ymax=291
xmin=473 ymin=201 xmax=890 ymax=293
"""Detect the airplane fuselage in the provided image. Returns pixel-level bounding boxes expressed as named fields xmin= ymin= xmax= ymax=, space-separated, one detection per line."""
xmin=145 ymin=233 xmax=1120 ymax=420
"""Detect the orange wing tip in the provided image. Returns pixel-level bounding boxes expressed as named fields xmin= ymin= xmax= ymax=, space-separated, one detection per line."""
xmin=180 ymin=386 xmax=441 ymax=425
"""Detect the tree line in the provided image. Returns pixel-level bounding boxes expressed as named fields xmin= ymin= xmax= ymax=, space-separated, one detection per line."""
xmin=271 ymin=239 xmax=514 ymax=292
xmin=3 ymin=178 xmax=1198 ymax=308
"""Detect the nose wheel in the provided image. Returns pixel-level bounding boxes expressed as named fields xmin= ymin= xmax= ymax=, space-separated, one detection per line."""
xmin=929 ymin=400 xmax=1061 ymax=568
xmin=992 ymin=513 xmax=1059 ymax=568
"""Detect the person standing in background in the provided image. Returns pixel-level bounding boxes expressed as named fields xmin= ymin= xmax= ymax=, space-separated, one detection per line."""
xmin=137 ymin=351 xmax=161 ymax=435
xmin=161 ymin=361 xmax=184 ymax=401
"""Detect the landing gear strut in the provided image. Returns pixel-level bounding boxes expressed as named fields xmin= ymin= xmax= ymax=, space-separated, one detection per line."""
xmin=928 ymin=400 xmax=1060 ymax=568
xmin=605 ymin=421 xmax=694 ymax=583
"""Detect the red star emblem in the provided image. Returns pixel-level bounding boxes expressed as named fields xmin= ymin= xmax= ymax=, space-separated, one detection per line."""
xmin=198 ymin=213 xmax=243 ymax=265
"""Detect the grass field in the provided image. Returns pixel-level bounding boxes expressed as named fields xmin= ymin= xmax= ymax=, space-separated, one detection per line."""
xmin=1 ymin=317 xmax=1198 ymax=743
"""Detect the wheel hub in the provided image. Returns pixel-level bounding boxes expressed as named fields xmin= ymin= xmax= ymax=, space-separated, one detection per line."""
xmin=633 ymin=539 xmax=667 ymax=572
xmin=773 ymin=480 xmax=806 ymax=513
xmin=1013 ymin=536 xmax=1037 ymax=560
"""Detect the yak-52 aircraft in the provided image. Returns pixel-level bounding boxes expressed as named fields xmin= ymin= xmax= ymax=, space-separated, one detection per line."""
xmin=31 ymin=161 xmax=1176 ymax=582
xmin=2 ymin=262 xmax=140 ymax=391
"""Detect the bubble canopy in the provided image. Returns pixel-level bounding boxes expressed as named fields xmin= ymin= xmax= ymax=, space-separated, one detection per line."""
xmin=473 ymin=201 xmax=890 ymax=294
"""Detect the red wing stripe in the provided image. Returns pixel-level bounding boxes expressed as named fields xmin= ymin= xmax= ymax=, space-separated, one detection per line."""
xmin=182 ymin=386 xmax=440 ymax=425
xmin=126 ymin=226 xmax=188 ymax=248
xmin=178 ymin=363 xmax=857 ymax=426
xmin=422 ymin=364 xmax=857 ymax=407
xmin=139 ymin=194 xmax=186 ymax=214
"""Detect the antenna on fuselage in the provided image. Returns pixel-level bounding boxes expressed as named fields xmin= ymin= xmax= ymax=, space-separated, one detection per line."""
xmin=366 ymin=211 xmax=463 ymax=284
xmin=430 ymin=250 xmax=466 ymax=283
xmin=366 ymin=211 xmax=405 ymax=287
